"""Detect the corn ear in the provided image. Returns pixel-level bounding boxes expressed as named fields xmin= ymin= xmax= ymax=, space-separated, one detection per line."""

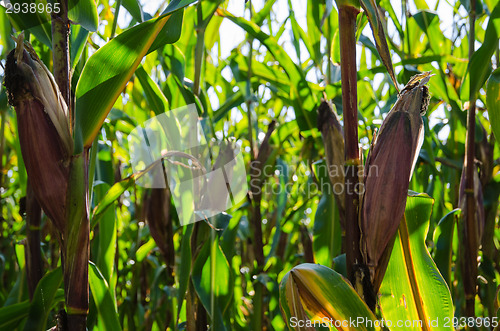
xmin=360 ymin=72 xmax=432 ymax=278
xmin=143 ymin=188 xmax=175 ymax=281
xmin=280 ymin=263 xmax=379 ymax=331
xmin=4 ymin=34 xmax=73 ymax=232
xmin=317 ymin=101 xmax=345 ymax=225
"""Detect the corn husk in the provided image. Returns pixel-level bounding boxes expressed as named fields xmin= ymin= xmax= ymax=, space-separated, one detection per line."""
xmin=279 ymin=263 xmax=379 ymax=330
xmin=360 ymin=72 xmax=432 ymax=277
xmin=4 ymin=34 xmax=72 ymax=232
xmin=317 ymin=101 xmax=345 ymax=225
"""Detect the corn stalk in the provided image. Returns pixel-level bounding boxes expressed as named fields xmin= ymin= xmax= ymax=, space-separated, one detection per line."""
xmin=337 ymin=0 xmax=362 ymax=296
xmin=52 ymin=1 xmax=90 ymax=327
xmin=4 ymin=0 xmax=89 ymax=327
xmin=462 ymin=0 xmax=478 ymax=317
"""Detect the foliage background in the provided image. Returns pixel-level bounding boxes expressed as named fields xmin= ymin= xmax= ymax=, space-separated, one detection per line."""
xmin=0 ymin=0 xmax=499 ymax=329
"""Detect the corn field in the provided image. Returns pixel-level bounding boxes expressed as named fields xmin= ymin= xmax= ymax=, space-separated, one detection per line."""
xmin=0 ymin=0 xmax=499 ymax=330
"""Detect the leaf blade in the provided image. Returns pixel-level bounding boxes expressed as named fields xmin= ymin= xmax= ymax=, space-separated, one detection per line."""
xmin=379 ymin=194 xmax=453 ymax=330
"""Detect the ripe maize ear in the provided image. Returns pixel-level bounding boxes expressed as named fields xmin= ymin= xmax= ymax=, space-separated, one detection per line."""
xmin=360 ymin=72 xmax=432 ymax=277
xmin=4 ymin=34 xmax=73 ymax=233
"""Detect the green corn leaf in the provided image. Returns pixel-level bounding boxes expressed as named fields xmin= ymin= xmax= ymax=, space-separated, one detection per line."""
xmin=192 ymin=235 xmax=233 ymax=330
xmin=122 ymin=0 xmax=144 ymax=23
xmin=379 ymin=193 xmax=453 ymax=331
xmin=75 ymin=16 xmax=169 ymax=150
xmin=91 ymin=176 xmax=135 ymax=229
xmin=148 ymin=10 xmax=184 ymax=54
xmin=486 ymin=68 xmax=500 ymax=143
xmin=70 ymin=24 xmax=90 ymax=70
xmin=135 ymin=66 xmax=169 ymax=115
xmin=0 ymin=12 xmax=15 ymax=53
xmin=433 ymin=209 xmax=460 ymax=287
xmin=1 ymin=1 xmax=52 ymax=47
xmin=23 ymin=268 xmax=63 ymax=331
xmin=359 ymin=0 xmax=399 ymax=90
xmin=68 ymin=0 xmax=98 ymax=32
xmin=280 ymin=263 xmax=377 ymax=330
xmin=89 ymin=262 xmax=122 ymax=331
xmin=468 ymin=3 xmax=500 ymax=98
xmin=93 ymin=157 xmax=117 ymax=286
xmin=176 ymin=224 xmax=193 ymax=319
xmin=219 ymin=9 xmax=318 ymax=131
xmin=213 ymin=90 xmax=244 ymax=123
xmin=75 ymin=0 xmax=196 ymax=151
xmin=312 ymin=191 xmax=341 ymax=268
xmin=413 ymin=10 xmax=443 ymax=54
xmin=136 ymin=238 xmax=156 ymax=262
xmin=0 ymin=301 xmax=30 ymax=329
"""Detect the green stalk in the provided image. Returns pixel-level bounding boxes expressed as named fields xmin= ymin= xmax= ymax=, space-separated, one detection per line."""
xmin=63 ymin=154 xmax=89 ymax=330
xmin=110 ymin=0 xmax=122 ymax=39
xmin=338 ymin=2 xmax=361 ymax=287
xmin=404 ymin=0 xmax=411 ymax=57
xmin=52 ymin=0 xmax=71 ymax=122
xmin=193 ymin=1 xmax=205 ymax=97
xmin=243 ymin=1 xmax=265 ymax=328
xmin=52 ymin=1 xmax=90 ymax=328
xmin=463 ymin=0 xmax=478 ymax=317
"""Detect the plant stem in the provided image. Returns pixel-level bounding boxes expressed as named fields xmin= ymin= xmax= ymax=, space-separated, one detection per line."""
xmin=53 ymin=2 xmax=89 ymax=328
xmin=51 ymin=0 xmax=71 ymax=124
xmin=64 ymin=154 xmax=89 ymax=330
xmin=193 ymin=1 xmax=205 ymax=97
xmin=110 ymin=0 xmax=122 ymax=39
xmin=463 ymin=0 xmax=477 ymax=317
xmin=404 ymin=0 xmax=411 ymax=57
xmin=338 ymin=4 xmax=361 ymax=285
xmin=248 ymin=119 xmax=276 ymax=330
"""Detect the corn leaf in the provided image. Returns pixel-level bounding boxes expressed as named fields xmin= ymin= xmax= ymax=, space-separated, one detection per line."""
xmin=379 ymin=193 xmax=453 ymax=331
xmin=70 ymin=24 xmax=90 ymax=69
xmin=433 ymin=209 xmax=460 ymax=287
xmin=192 ymin=236 xmax=233 ymax=330
xmin=136 ymin=238 xmax=156 ymax=262
xmin=23 ymin=267 xmax=63 ymax=331
xmin=89 ymin=262 xmax=122 ymax=331
xmin=280 ymin=263 xmax=378 ymax=330
xmin=91 ymin=176 xmax=135 ymax=229
xmin=359 ymin=0 xmax=399 ymax=90
xmin=135 ymin=66 xmax=169 ymax=114
xmin=75 ymin=0 xmax=196 ymax=151
xmin=68 ymin=0 xmax=98 ymax=32
xmin=313 ymin=193 xmax=341 ymax=268
xmin=0 ymin=301 xmax=30 ymax=329
xmin=213 ymin=90 xmax=244 ymax=123
xmin=122 ymin=0 xmax=144 ymax=23
xmin=218 ymin=9 xmax=318 ymax=131
xmin=1 ymin=1 xmax=52 ymax=47
xmin=93 ymin=155 xmax=117 ymax=286
xmin=468 ymin=3 xmax=500 ymax=98
xmin=176 ymin=224 xmax=193 ymax=319
xmin=486 ymin=68 xmax=500 ymax=143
